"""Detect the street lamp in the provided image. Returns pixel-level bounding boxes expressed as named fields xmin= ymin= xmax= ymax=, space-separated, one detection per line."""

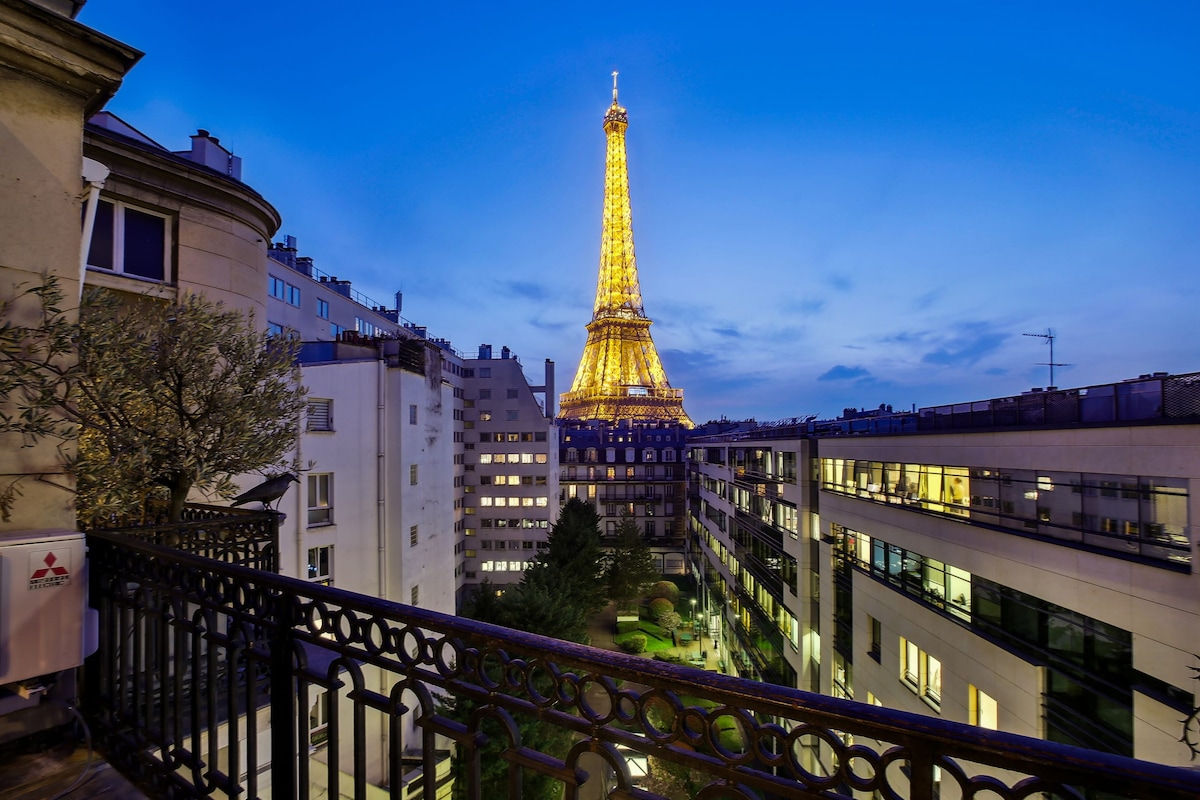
xmin=690 ymin=599 xmax=699 ymax=658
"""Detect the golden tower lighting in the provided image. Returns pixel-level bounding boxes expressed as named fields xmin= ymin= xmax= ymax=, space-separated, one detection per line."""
xmin=558 ymin=73 xmax=694 ymax=427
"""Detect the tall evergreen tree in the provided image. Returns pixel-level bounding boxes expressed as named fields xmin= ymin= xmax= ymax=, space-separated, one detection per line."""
xmin=447 ymin=500 xmax=605 ymax=800
xmin=527 ymin=496 xmax=608 ymax=617
xmin=605 ymin=510 xmax=660 ymax=611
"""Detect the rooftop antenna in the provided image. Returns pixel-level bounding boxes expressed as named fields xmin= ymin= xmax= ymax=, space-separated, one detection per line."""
xmin=612 ymin=70 xmax=619 ymax=103
xmin=1023 ymin=328 xmax=1069 ymax=387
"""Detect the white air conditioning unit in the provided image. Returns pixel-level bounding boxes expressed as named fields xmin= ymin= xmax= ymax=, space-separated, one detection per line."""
xmin=0 ymin=530 xmax=87 ymax=686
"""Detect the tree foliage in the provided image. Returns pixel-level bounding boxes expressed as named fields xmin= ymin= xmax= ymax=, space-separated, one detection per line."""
xmin=656 ymin=610 xmax=682 ymax=633
xmin=649 ymin=597 xmax=674 ymax=620
xmin=606 ymin=511 xmax=660 ymax=609
xmin=0 ymin=278 xmax=77 ymax=521
xmin=0 ymin=277 xmax=306 ymax=524
xmin=648 ymin=580 xmax=681 ymax=604
xmin=448 ymin=499 xmax=607 ymax=800
xmin=529 ymin=496 xmax=609 ymax=618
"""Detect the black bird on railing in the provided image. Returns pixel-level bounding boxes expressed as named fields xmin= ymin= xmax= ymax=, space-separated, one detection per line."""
xmin=231 ymin=473 xmax=299 ymax=510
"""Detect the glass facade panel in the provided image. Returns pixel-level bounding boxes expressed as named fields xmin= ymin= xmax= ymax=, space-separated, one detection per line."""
xmin=819 ymin=458 xmax=1190 ymax=565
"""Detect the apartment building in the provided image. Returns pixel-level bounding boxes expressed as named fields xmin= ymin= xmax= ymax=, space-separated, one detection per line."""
xmin=688 ymin=372 xmax=1199 ymax=768
xmin=560 ymin=420 xmax=691 ymax=574
xmin=84 ymin=112 xmax=280 ymax=316
xmin=458 ymin=345 xmax=559 ymax=603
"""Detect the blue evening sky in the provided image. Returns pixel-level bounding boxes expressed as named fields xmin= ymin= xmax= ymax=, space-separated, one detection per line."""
xmin=78 ymin=1 xmax=1200 ymax=423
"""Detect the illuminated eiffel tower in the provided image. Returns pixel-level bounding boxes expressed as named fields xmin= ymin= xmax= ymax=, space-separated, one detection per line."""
xmin=558 ymin=73 xmax=694 ymax=427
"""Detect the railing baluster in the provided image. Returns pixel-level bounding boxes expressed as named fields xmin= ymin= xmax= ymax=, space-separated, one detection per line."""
xmin=270 ymin=590 xmax=297 ymax=799
xmin=83 ymin=522 xmax=1200 ymax=800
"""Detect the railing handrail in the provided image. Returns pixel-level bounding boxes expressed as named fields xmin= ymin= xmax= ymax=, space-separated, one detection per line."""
xmin=84 ymin=529 xmax=1200 ymax=799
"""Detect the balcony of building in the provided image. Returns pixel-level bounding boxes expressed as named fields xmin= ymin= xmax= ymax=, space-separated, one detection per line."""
xmin=29 ymin=508 xmax=1200 ymax=799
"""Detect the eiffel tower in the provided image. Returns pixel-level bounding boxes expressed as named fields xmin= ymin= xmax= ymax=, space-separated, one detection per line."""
xmin=558 ymin=73 xmax=694 ymax=427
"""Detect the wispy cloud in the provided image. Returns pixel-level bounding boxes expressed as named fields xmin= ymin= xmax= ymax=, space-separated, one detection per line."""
xmin=713 ymin=326 xmax=741 ymax=338
xmin=826 ymin=274 xmax=854 ymax=292
xmin=911 ymin=289 xmax=942 ymax=311
xmin=501 ymin=280 xmax=551 ymax=301
xmin=819 ymin=364 xmax=871 ymax=381
xmin=921 ymin=324 xmax=1008 ymax=367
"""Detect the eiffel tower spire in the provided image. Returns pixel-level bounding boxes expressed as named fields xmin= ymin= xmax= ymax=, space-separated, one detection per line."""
xmin=558 ymin=74 xmax=693 ymax=427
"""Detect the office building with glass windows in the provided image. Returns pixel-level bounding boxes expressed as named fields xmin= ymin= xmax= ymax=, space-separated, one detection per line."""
xmin=687 ymin=372 xmax=1199 ymax=768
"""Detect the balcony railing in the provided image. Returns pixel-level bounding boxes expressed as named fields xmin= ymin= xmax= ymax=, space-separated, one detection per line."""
xmin=80 ymin=502 xmax=279 ymax=571
xmin=83 ymin=525 xmax=1200 ymax=800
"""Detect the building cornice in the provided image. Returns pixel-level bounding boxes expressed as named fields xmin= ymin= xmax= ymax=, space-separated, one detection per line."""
xmin=0 ymin=0 xmax=141 ymax=114
xmin=84 ymin=124 xmax=282 ymax=239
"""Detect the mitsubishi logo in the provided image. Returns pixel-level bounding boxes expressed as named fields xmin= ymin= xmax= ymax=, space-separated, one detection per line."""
xmin=28 ymin=548 xmax=71 ymax=590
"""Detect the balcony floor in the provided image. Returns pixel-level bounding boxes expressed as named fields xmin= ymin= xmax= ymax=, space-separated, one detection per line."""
xmin=0 ymin=735 xmax=145 ymax=800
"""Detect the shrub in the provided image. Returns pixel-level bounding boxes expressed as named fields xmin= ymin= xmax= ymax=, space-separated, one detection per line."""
xmin=648 ymin=597 xmax=674 ymax=619
xmin=657 ymin=610 xmax=682 ymax=633
xmin=648 ymin=580 xmax=681 ymax=604
xmin=620 ymin=634 xmax=647 ymax=654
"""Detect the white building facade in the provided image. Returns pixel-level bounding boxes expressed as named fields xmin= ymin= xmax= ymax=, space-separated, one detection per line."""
xmin=688 ymin=372 xmax=1200 ymax=768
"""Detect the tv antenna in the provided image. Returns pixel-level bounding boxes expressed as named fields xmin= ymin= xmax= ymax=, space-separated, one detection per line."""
xmin=1023 ymin=328 xmax=1069 ymax=387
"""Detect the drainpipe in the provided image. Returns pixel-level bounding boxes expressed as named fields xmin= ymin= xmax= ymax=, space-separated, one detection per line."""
xmin=376 ymin=356 xmax=389 ymax=777
xmin=295 ymin=416 xmax=305 ymax=579
xmin=377 ymin=357 xmax=388 ymax=599
xmin=79 ymin=157 xmax=110 ymax=301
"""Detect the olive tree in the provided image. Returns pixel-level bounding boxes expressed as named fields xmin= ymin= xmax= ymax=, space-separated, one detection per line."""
xmin=0 ymin=277 xmax=306 ymax=524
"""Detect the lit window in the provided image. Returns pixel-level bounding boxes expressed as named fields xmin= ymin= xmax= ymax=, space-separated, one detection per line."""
xmin=307 ymin=474 xmax=332 ymax=526
xmin=307 ymin=545 xmax=333 ymax=585
xmin=309 ymin=691 xmax=329 ymax=749
xmin=87 ymin=199 xmax=170 ymax=281
xmin=901 ymin=637 xmax=919 ymax=689
xmin=480 ymin=454 xmax=493 ymax=464
xmin=535 ymin=453 xmax=547 ymax=464
xmin=923 ymin=654 xmax=941 ymax=708
xmin=521 ymin=453 xmax=534 ymax=464
xmin=480 ymin=411 xmax=493 ymax=421
xmin=536 ymin=497 xmax=548 ymax=507
xmin=969 ymin=685 xmax=997 ymax=729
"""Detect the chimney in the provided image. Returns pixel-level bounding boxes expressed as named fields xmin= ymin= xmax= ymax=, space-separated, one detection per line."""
xmin=183 ymin=129 xmax=242 ymax=181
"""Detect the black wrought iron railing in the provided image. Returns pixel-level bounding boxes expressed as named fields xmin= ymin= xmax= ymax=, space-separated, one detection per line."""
xmin=82 ymin=503 xmax=279 ymax=572
xmin=83 ymin=528 xmax=1200 ymax=800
